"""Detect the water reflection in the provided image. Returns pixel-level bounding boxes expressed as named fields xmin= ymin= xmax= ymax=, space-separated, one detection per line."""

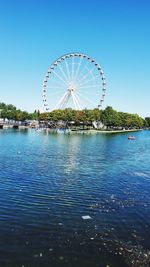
xmin=0 ymin=130 xmax=150 ymax=266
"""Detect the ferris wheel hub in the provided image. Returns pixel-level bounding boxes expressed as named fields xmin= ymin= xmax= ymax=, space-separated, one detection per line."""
xmin=68 ymin=84 xmax=76 ymax=92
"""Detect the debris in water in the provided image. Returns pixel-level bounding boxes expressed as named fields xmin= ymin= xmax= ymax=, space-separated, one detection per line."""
xmin=33 ymin=254 xmax=39 ymax=258
xmin=82 ymin=215 xmax=92 ymax=220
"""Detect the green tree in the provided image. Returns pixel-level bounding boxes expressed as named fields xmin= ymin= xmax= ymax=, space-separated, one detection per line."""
xmin=101 ymin=106 xmax=121 ymax=127
xmin=145 ymin=117 xmax=150 ymax=127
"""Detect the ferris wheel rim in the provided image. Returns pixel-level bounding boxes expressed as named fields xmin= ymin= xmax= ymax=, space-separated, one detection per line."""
xmin=42 ymin=52 xmax=106 ymax=111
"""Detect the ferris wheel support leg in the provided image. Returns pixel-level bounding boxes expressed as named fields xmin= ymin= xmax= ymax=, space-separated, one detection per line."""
xmin=71 ymin=91 xmax=81 ymax=110
xmin=71 ymin=91 xmax=78 ymax=110
xmin=53 ymin=91 xmax=69 ymax=110
xmin=59 ymin=93 xmax=70 ymax=109
xmin=74 ymin=93 xmax=82 ymax=110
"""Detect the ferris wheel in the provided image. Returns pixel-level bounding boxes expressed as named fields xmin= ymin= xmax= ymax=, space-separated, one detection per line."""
xmin=42 ymin=53 xmax=106 ymax=111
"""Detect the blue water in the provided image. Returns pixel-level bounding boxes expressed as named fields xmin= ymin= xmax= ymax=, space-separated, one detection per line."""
xmin=0 ymin=129 xmax=150 ymax=267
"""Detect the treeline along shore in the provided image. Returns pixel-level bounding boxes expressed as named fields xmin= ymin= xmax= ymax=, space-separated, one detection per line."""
xmin=0 ymin=102 xmax=150 ymax=129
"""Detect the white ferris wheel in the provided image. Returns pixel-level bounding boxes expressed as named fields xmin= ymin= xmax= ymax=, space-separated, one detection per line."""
xmin=42 ymin=53 xmax=106 ymax=111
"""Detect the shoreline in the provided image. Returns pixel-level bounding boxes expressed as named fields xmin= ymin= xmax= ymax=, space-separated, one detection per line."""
xmin=45 ymin=128 xmax=142 ymax=134
xmin=0 ymin=126 xmax=142 ymax=134
xmin=94 ymin=129 xmax=142 ymax=134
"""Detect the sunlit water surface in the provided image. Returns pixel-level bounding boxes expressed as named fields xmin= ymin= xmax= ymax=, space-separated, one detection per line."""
xmin=0 ymin=129 xmax=150 ymax=267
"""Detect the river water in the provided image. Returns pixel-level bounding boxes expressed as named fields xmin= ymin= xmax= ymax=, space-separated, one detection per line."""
xmin=0 ymin=129 xmax=150 ymax=267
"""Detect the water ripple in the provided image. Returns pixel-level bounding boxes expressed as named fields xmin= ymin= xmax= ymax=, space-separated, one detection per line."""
xmin=0 ymin=130 xmax=150 ymax=266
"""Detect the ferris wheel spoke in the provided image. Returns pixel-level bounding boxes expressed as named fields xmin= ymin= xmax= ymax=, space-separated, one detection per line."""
xmin=52 ymin=70 xmax=69 ymax=86
xmin=77 ymin=66 xmax=95 ymax=85
xmin=77 ymin=89 xmax=100 ymax=99
xmin=46 ymin=90 xmax=67 ymax=99
xmin=76 ymin=63 xmax=90 ymax=81
xmin=64 ymin=59 xmax=71 ymax=81
xmin=78 ymin=74 xmax=100 ymax=87
xmin=48 ymin=83 xmax=66 ymax=91
xmin=45 ymin=87 xmax=67 ymax=95
xmin=72 ymin=56 xmax=75 ymax=81
xmin=46 ymin=85 xmax=66 ymax=90
xmin=74 ymin=56 xmax=84 ymax=80
xmin=76 ymin=91 xmax=96 ymax=106
xmin=78 ymin=83 xmax=101 ymax=90
xmin=57 ymin=63 xmax=70 ymax=83
xmin=46 ymin=77 xmax=65 ymax=86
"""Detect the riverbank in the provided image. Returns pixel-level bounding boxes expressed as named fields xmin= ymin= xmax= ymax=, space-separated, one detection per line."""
xmin=45 ymin=128 xmax=142 ymax=135
xmin=0 ymin=126 xmax=142 ymax=134
xmin=96 ymin=129 xmax=142 ymax=134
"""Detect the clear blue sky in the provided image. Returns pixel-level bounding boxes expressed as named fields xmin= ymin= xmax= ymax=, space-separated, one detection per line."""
xmin=0 ymin=0 xmax=150 ymax=117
